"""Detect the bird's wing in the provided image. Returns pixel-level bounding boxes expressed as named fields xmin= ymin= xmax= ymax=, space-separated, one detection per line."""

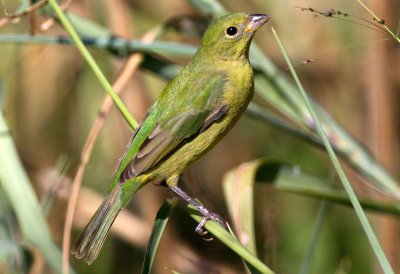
xmin=119 ymin=71 xmax=228 ymax=181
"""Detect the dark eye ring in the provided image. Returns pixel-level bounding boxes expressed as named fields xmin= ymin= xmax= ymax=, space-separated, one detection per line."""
xmin=226 ymin=26 xmax=238 ymax=36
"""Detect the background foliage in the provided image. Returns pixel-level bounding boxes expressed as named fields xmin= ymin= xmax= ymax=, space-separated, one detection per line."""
xmin=0 ymin=0 xmax=399 ymax=273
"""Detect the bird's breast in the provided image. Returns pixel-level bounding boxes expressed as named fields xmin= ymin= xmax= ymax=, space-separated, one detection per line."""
xmin=223 ymin=61 xmax=254 ymax=114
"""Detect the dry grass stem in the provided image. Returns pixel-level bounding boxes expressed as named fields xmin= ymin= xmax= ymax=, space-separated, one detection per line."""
xmin=61 ymin=27 xmax=160 ymax=274
xmin=0 ymin=0 xmax=47 ymax=28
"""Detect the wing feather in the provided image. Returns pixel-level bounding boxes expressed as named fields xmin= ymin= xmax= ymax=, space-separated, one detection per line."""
xmin=119 ymin=70 xmax=228 ymax=182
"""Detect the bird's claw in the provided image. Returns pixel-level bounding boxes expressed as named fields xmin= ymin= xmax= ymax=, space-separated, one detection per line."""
xmin=168 ymin=185 xmax=227 ymax=239
xmin=195 ymin=210 xmax=227 ymax=238
xmin=195 ymin=216 xmax=209 ymax=235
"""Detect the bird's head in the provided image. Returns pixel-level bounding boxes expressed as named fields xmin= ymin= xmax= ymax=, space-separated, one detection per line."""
xmin=199 ymin=13 xmax=270 ymax=61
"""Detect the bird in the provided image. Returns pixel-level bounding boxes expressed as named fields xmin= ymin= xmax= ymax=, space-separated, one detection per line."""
xmin=72 ymin=12 xmax=270 ymax=264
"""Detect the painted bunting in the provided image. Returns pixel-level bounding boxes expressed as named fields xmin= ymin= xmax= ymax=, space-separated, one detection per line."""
xmin=72 ymin=13 xmax=270 ymax=264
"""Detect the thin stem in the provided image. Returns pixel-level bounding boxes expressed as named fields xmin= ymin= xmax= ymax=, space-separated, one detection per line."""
xmin=271 ymin=26 xmax=394 ymax=274
xmin=354 ymin=0 xmax=400 ymax=43
xmin=47 ymin=0 xmax=138 ymax=130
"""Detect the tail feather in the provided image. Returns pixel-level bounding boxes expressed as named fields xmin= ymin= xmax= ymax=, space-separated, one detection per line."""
xmin=72 ymin=185 xmax=122 ymax=264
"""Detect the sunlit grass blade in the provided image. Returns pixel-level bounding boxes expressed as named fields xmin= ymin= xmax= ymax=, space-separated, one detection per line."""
xmin=142 ymin=200 xmax=176 ymax=274
xmin=223 ymin=162 xmax=258 ymax=255
xmin=47 ymin=0 xmax=138 ymax=130
xmin=271 ymin=26 xmax=393 ymax=274
xmin=353 ymin=0 xmax=400 ymax=43
xmin=0 ymin=111 xmax=75 ymax=274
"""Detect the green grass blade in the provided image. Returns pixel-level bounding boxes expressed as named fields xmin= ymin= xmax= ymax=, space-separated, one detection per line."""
xmin=142 ymin=200 xmax=176 ymax=274
xmin=187 ymin=206 xmax=275 ymax=274
xmin=47 ymin=0 xmax=138 ymax=130
xmin=0 ymin=111 xmax=75 ymax=274
xmin=223 ymin=163 xmax=257 ymax=255
xmin=271 ymin=27 xmax=393 ymax=274
xmin=353 ymin=0 xmax=400 ymax=43
xmin=298 ymin=201 xmax=330 ymax=274
xmin=274 ymin=167 xmax=400 ymax=216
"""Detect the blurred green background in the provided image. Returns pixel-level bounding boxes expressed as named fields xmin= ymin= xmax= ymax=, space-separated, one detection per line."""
xmin=0 ymin=0 xmax=399 ymax=273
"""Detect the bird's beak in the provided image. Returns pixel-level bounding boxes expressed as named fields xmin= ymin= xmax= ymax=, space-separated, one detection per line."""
xmin=244 ymin=14 xmax=271 ymax=32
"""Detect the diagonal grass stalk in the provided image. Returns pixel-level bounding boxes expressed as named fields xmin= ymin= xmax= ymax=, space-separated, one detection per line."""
xmin=271 ymin=26 xmax=394 ymax=274
xmin=354 ymin=0 xmax=400 ymax=44
xmin=141 ymin=200 xmax=175 ymax=274
xmin=47 ymin=0 xmax=138 ymax=130
xmin=0 ymin=110 xmax=76 ymax=274
xmin=188 ymin=206 xmax=275 ymax=274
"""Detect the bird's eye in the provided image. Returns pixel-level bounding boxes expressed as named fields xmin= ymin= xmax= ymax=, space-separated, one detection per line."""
xmin=225 ymin=26 xmax=238 ymax=37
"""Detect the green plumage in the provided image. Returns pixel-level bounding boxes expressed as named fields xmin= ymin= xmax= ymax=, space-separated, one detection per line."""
xmin=72 ymin=12 xmax=270 ymax=264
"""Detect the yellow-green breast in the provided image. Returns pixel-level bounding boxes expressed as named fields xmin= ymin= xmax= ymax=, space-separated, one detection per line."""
xmin=149 ymin=58 xmax=253 ymax=181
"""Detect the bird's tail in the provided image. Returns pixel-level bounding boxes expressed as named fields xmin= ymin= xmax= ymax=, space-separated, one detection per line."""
xmin=71 ymin=184 xmax=122 ymax=265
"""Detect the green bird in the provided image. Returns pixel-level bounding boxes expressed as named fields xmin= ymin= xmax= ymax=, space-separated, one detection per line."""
xmin=72 ymin=13 xmax=270 ymax=264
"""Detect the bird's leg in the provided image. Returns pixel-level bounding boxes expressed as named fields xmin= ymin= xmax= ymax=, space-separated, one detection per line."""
xmin=169 ymin=185 xmax=227 ymax=234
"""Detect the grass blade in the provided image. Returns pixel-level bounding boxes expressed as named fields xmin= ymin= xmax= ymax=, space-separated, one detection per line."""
xmin=0 ymin=111 xmax=75 ymax=274
xmin=275 ymin=166 xmax=400 ymax=216
xmin=187 ymin=206 xmax=275 ymax=274
xmin=47 ymin=0 xmax=138 ymax=130
xmin=223 ymin=163 xmax=257 ymax=255
xmin=225 ymin=158 xmax=400 ymax=216
xmin=223 ymin=157 xmax=400 ymax=273
xmin=271 ymin=26 xmax=393 ymax=274
xmin=353 ymin=0 xmax=400 ymax=43
xmin=142 ymin=200 xmax=175 ymax=274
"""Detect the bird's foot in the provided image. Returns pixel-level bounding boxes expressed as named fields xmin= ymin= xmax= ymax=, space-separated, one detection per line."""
xmin=195 ymin=205 xmax=226 ymax=235
xmin=169 ymin=185 xmax=227 ymax=236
